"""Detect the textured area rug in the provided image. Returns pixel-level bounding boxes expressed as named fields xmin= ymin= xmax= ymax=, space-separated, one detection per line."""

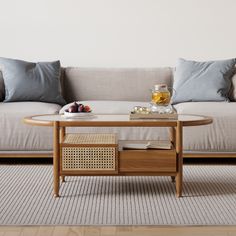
xmin=0 ymin=165 xmax=235 ymax=225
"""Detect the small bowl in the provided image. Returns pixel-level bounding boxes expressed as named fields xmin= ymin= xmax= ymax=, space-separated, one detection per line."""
xmin=64 ymin=111 xmax=93 ymax=118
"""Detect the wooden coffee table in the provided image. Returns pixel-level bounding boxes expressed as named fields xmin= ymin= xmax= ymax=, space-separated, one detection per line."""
xmin=24 ymin=114 xmax=212 ymax=198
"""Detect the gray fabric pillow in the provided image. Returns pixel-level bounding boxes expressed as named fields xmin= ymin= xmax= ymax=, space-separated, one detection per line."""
xmin=0 ymin=57 xmax=66 ymax=105
xmin=172 ymin=58 xmax=236 ymax=104
xmin=0 ymin=71 xmax=5 ymax=101
xmin=229 ymin=70 xmax=236 ymax=101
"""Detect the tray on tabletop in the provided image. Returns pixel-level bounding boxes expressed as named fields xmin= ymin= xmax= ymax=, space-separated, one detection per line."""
xmin=130 ymin=111 xmax=178 ymax=120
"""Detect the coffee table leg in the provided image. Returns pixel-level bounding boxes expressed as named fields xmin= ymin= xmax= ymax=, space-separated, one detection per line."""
xmin=61 ymin=176 xmax=65 ymax=183
xmin=59 ymin=127 xmax=65 ymax=184
xmin=53 ymin=121 xmax=60 ymax=198
xmin=176 ymin=156 xmax=183 ymax=197
xmin=176 ymin=121 xmax=183 ymax=198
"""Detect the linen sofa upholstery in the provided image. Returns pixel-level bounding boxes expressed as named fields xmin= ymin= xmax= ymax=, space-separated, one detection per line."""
xmin=174 ymin=102 xmax=236 ymax=152
xmin=61 ymin=100 xmax=236 ymax=153
xmin=0 ymin=102 xmax=60 ymax=151
xmin=64 ymin=67 xmax=173 ymax=102
xmin=0 ymin=66 xmax=236 ymax=157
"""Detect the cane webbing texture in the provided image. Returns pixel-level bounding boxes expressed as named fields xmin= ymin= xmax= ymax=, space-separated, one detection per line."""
xmin=62 ymin=147 xmax=116 ymax=171
xmin=64 ymin=133 xmax=116 ymax=145
xmin=62 ymin=133 xmax=117 ymax=171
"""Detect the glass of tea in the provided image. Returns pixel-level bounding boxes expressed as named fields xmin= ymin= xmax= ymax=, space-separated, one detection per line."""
xmin=151 ymin=84 xmax=171 ymax=106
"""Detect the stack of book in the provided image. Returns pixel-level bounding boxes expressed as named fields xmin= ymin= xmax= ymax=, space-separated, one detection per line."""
xmin=121 ymin=140 xmax=172 ymax=150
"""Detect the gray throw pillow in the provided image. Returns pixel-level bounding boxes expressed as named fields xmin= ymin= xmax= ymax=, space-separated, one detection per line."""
xmin=172 ymin=58 xmax=236 ymax=104
xmin=0 ymin=71 xmax=5 ymax=101
xmin=229 ymin=70 xmax=236 ymax=101
xmin=0 ymin=57 xmax=66 ymax=105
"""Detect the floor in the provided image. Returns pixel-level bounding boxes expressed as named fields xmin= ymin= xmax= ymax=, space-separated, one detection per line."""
xmin=1 ymin=226 xmax=236 ymax=236
xmin=0 ymin=158 xmax=235 ymax=236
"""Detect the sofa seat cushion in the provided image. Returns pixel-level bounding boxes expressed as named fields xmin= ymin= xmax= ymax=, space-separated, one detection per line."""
xmin=0 ymin=102 xmax=61 ymax=151
xmin=174 ymin=102 xmax=236 ymax=152
xmin=3 ymin=100 xmax=234 ymax=153
xmin=62 ymin=101 xmax=236 ymax=153
xmin=174 ymin=101 xmax=236 ymax=116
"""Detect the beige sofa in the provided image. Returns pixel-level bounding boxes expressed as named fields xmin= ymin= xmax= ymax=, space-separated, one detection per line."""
xmin=0 ymin=67 xmax=236 ymax=158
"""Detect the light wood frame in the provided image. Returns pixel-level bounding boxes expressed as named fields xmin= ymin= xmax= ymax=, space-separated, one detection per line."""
xmin=50 ymin=120 xmax=184 ymax=198
xmin=21 ymin=114 xmax=213 ymax=198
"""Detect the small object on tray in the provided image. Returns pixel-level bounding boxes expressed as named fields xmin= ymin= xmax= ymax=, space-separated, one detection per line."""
xmin=133 ymin=106 xmax=151 ymax=114
xmin=130 ymin=105 xmax=177 ymax=120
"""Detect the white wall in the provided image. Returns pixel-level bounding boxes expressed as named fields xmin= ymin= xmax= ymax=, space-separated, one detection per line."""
xmin=0 ymin=0 xmax=235 ymax=67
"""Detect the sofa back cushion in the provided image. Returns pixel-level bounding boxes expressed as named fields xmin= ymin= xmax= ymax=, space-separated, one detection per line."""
xmin=63 ymin=67 xmax=173 ymax=103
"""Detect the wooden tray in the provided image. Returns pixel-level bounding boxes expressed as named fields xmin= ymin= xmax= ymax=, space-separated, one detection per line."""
xmin=130 ymin=111 xmax=178 ymax=120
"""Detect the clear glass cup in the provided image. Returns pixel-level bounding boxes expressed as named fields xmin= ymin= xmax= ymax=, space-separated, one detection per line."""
xmin=151 ymin=84 xmax=171 ymax=106
xmin=150 ymin=84 xmax=174 ymax=113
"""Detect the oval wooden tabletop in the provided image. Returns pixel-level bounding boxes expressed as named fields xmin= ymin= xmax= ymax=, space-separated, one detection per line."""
xmin=23 ymin=114 xmax=213 ymax=127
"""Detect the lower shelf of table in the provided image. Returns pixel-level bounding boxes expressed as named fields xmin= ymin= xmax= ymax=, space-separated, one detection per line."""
xmin=60 ymin=149 xmax=177 ymax=175
xmin=59 ymin=171 xmax=178 ymax=176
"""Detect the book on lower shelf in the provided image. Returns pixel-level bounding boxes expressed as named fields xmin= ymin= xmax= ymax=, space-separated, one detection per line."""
xmin=121 ymin=140 xmax=172 ymax=150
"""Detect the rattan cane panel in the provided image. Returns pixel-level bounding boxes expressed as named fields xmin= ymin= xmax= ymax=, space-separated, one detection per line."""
xmin=64 ymin=133 xmax=116 ymax=145
xmin=62 ymin=147 xmax=116 ymax=171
